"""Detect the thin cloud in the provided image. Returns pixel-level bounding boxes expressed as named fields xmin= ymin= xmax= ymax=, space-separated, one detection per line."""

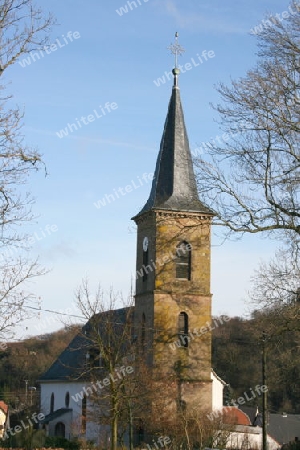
xmin=40 ymin=240 xmax=78 ymax=261
xmin=25 ymin=126 xmax=155 ymax=153
xmin=163 ymin=0 xmax=247 ymax=34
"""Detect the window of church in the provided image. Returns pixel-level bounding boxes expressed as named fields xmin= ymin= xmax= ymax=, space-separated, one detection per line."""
xmin=178 ymin=399 xmax=187 ymax=412
xmin=142 ymin=248 xmax=149 ymax=282
xmin=141 ymin=313 xmax=146 ymax=351
xmin=54 ymin=422 xmax=65 ymax=438
xmin=176 ymin=241 xmax=191 ymax=280
xmin=82 ymin=394 xmax=87 ymax=434
xmin=65 ymin=391 xmax=70 ymax=408
xmin=178 ymin=312 xmax=189 ymax=348
xmin=137 ymin=419 xmax=145 ymax=445
xmin=50 ymin=392 xmax=54 ymax=413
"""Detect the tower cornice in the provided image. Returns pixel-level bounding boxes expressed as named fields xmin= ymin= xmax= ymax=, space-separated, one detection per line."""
xmin=132 ymin=208 xmax=213 ymax=225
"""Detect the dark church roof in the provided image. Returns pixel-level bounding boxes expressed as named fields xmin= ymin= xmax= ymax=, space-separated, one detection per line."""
xmin=39 ymin=307 xmax=131 ymax=382
xmin=38 ymin=332 xmax=89 ymax=382
xmin=134 ymin=73 xmax=213 ymax=218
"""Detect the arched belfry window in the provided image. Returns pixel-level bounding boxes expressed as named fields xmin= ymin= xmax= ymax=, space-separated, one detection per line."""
xmin=142 ymin=248 xmax=149 ymax=282
xmin=176 ymin=241 xmax=191 ymax=280
xmin=50 ymin=392 xmax=54 ymax=413
xmin=178 ymin=312 xmax=189 ymax=348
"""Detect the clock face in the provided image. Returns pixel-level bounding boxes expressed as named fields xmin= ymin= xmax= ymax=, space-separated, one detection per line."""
xmin=143 ymin=236 xmax=149 ymax=252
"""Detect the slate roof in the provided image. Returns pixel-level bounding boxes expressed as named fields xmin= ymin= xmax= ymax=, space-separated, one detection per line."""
xmin=39 ymin=307 xmax=132 ymax=382
xmin=240 ymin=406 xmax=300 ymax=445
xmin=39 ymin=331 xmax=89 ymax=382
xmin=268 ymin=413 xmax=300 ymax=445
xmin=134 ymin=78 xmax=213 ymax=218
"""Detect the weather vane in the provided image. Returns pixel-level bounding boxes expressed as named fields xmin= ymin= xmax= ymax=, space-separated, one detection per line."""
xmin=167 ymin=32 xmax=185 ymax=69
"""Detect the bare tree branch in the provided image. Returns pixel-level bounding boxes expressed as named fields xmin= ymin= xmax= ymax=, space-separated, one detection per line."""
xmin=194 ymin=6 xmax=300 ymax=247
xmin=0 ymin=0 xmax=54 ymax=338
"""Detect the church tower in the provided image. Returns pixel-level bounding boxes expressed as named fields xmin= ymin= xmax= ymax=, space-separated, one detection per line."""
xmin=132 ymin=41 xmax=214 ymax=411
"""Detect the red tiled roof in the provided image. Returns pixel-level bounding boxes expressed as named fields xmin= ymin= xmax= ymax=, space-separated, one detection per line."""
xmin=0 ymin=401 xmax=8 ymax=414
xmin=222 ymin=407 xmax=251 ymax=425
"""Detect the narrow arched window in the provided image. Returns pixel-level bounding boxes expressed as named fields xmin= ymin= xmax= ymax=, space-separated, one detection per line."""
xmin=178 ymin=312 xmax=189 ymax=348
xmin=176 ymin=241 xmax=191 ymax=280
xmin=142 ymin=248 xmax=149 ymax=282
xmin=55 ymin=422 xmax=65 ymax=438
xmin=178 ymin=399 xmax=187 ymax=412
xmin=138 ymin=419 xmax=145 ymax=445
xmin=141 ymin=313 xmax=146 ymax=351
xmin=50 ymin=392 xmax=54 ymax=413
xmin=82 ymin=394 xmax=87 ymax=433
xmin=65 ymin=392 xmax=70 ymax=408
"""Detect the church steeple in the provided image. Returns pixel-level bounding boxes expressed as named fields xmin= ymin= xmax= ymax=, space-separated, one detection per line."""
xmin=133 ymin=35 xmax=213 ymax=414
xmin=135 ymin=38 xmax=212 ymax=218
xmin=137 ymin=76 xmax=212 ymax=216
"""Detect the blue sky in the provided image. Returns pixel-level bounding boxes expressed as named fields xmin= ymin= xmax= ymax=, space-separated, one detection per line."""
xmin=7 ymin=0 xmax=289 ymax=338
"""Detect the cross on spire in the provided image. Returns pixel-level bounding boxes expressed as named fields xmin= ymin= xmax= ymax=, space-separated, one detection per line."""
xmin=167 ymin=32 xmax=185 ymax=69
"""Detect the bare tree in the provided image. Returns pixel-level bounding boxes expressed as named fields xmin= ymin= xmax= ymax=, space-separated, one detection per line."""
xmin=0 ymin=0 xmax=54 ymax=338
xmin=194 ymin=4 xmax=299 ymax=246
xmin=74 ymin=280 xmax=178 ymax=450
xmin=144 ymin=397 xmax=232 ymax=450
xmin=75 ymin=280 xmax=136 ymax=450
xmin=251 ymin=248 xmax=299 ymax=310
xmin=249 ymin=248 xmax=300 ymax=356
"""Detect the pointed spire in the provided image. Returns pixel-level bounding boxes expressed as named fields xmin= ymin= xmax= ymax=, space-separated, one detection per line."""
xmin=133 ymin=35 xmax=213 ymax=218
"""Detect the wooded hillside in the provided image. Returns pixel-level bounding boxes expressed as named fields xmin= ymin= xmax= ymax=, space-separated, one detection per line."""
xmin=212 ymin=309 xmax=300 ymax=414
xmin=0 ymin=326 xmax=80 ymax=408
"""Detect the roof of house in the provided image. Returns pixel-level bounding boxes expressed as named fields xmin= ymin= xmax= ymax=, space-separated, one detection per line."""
xmin=39 ymin=307 xmax=132 ymax=382
xmin=268 ymin=413 xmax=300 ymax=445
xmin=240 ymin=406 xmax=300 ymax=445
xmin=133 ymin=73 xmax=213 ymax=219
xmin=222 ymin=407 xmax=251 ymax=426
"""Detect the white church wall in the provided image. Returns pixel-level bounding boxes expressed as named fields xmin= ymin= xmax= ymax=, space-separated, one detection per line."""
xmin=211 ymin=370 xmax=225 ymax=411
xmin=86 ymin=421 xmax=110 ymax=447
xmin=40 ymin=382 xmax=106 ymax=443
xmin=226 ymin=427 xmax=280 ymax=450
xmin=40 ymin=382 xmax=83 ymax=417
xmin=41 ymin=382 xmax=85 ymax=440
